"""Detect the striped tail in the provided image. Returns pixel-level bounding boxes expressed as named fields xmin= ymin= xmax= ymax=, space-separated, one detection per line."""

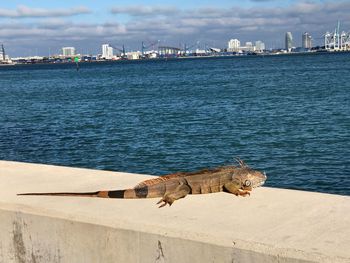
xmin=17 ymin=187 xmax=152 ymax=199
xmin=18 ymin=190 xmax=126 ymax=198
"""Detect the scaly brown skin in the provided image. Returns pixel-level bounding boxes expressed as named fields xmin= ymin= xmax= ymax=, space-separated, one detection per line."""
xmin=18 ymin=159 xmax=267 ymax=208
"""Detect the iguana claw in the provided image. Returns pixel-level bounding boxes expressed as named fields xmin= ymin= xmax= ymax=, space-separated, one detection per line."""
xmin=238 ymin=189 xmax=251 ymax=197
xmin=157 ymin=197 xmax=173 ymax=208
xmin=157 ymin=199 xmax=172 ymax=208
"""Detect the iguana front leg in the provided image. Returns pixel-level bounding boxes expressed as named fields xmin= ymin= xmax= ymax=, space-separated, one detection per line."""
xmin=224 ymin=180 xmax=251 ymax=197
xmin=157 ymin=182 xmax=191 ymax=208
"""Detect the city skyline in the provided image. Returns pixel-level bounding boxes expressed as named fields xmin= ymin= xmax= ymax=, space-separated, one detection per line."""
xmin=1 ymin=1 xmax=350 ymax=56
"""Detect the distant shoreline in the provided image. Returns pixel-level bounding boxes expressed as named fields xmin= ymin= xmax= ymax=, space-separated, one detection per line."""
xmin=1 ymin=50 xmax=350 ymax=67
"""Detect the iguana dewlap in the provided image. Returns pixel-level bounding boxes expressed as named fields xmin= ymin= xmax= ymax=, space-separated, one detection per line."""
xmin=18 ymin=159 xmax=266 ymax=208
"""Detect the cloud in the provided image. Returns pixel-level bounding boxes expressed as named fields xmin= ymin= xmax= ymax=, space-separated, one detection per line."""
xmin=0 ymin=21 xmax=126 ymax=40
xmin=111 ymin=1 xmax=350 ymax=50
xmin=2 ymin=1 xmax=350 ymax=56
xmin=111 ymin=6 xmax=178 ymax=16
xmin=0 ymin=5 xmax=91 ymax=18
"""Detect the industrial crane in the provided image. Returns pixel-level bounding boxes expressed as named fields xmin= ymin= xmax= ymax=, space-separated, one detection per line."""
xmin=110 ymin=44 xmax=126 ymax=58
xmin=141 ymin=40 xmax=160 ymax=57
xmin=183 ymin=41 xmax=200 ymax=55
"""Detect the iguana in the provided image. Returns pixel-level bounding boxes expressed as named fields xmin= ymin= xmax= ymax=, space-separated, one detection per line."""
xmin=18 ymin=159 xmax=266 ymax=208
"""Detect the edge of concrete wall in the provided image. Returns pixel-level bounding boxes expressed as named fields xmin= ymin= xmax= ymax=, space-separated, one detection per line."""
xmin=1 ymin=161 xmax=349 ymax=263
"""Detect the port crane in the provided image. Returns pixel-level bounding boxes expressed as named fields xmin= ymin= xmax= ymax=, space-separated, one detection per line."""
xmin=324 ymin=21 xmax=350 ymax=51
xmin=183 ymin=41 xmax=200 ymax=55
xmin=141 ymin=40 xmax=160 ymax=56
xmin=110 ymin=44 xmax=126 ymax=58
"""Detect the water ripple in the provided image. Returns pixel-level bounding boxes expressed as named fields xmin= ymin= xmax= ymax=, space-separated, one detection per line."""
xmin=0 ymin=54 xmax=349 ymax=195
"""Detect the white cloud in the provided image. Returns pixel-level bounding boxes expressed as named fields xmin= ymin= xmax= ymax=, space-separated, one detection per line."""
xmin=0 ymin=5 xmax=91 ymax=18
xmin=111 ymin=6 xmax=178 ymax=16
xmin=2 ymin=1 xmax=350 ymax=56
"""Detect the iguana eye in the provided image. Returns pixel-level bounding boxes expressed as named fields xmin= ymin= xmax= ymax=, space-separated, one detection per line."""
xmin=244 ymin=180 xmax=251 ymax=187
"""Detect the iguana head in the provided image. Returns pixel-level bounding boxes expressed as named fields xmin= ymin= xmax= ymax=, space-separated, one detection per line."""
xmin=241 ymin=169 xmax=267 ymax=189
xmin=234 ymin=159 xmax=267 ymax=189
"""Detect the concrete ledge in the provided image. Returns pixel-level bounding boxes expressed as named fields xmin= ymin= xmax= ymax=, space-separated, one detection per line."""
xmin=0 ymin=161 xmax=349 ymax=263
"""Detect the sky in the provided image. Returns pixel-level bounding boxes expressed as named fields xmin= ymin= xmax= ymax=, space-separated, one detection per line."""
xmin=1 ymin=0 xmax=350 ymax=56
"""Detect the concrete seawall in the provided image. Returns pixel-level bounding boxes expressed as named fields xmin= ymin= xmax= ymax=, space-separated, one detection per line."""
xmin=0 ymin=161 xmax=349 ymax=263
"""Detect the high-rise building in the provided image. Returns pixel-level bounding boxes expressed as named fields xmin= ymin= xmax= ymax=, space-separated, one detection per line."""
xmin=62 ymin=47 xmax=75 ymax=57
xmin=0 ymin=44 xmax=5 ymax=61
xmin=285 ymin=32 xmax=293 ymax=52
xmin=255 ymin=40 xmax=265 ymax=52
xmin=102 ymin=44 xmax=114 ymax=59
xmin=228 ymin=39 xmax=240 ymax=52
xmin=302 ymin=32 xmax=312 ymax=49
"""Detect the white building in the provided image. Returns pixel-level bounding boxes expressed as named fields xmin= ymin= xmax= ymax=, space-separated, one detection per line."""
xmin=239 ymin=42 xmax=255 ymax=52
xmin=144 ymin=50 xmax=157 ymax=59
xmin=302 ymin=33 xmax=312 ymax=49
xmin=0 ymin=54 xmax=11 ymax=63
xmin=62 ymin=47 xmax=75 ymax=57
xmin=246 ymin=42 xmax=255 ymax=51
xmin=255 ymin=41 xmax=266 ymax=52
xmin=127 ymin=52 xmax=140 ymax=60
xmin=0 ymin=44 xmax=10 ymax=62
xmin=285 ymin=32 xmax=293 ymax=52
xmin=195 ymin=49 xmax=207 ymax=55
xmin=228 ymin=39 xmax=240 ymax=52
xmin=102 ymin=44 xmax=114 ymax=59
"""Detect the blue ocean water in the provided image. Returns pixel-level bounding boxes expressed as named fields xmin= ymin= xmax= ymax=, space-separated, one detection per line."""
xmin=0 ymin=53 xmax=349 ymax=195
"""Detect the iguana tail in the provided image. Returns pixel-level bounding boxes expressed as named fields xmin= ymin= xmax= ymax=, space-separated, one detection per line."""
xmin=18 ymin=173 xmax=183 ymax=199
xmin=17 ymin=187 xmax=150 ymax=199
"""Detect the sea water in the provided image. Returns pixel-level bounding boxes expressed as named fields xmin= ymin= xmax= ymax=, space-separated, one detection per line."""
xmin=0 ymin=53 xmax=349 ymax=195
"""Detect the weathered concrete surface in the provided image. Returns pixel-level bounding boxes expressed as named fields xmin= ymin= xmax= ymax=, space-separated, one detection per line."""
xmin=0 ymin=160 xmax=349 ymax=263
